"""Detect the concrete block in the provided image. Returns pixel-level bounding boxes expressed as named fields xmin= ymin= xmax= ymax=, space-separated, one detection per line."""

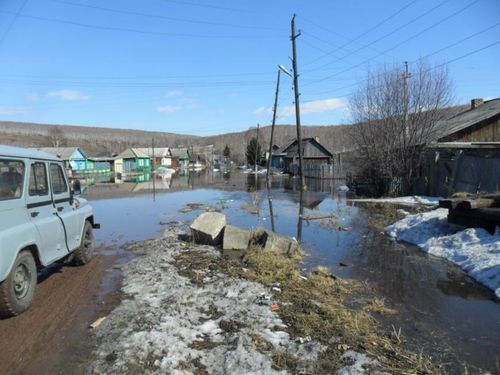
xmin=223 ymin=225 xmax=252 ymax=251
xmin=190 ymin=212 xmax=226 ymax=245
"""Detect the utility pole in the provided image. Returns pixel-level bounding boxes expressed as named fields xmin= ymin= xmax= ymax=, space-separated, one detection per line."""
xmin=255 ymin=123 xmax=260 ymax=174
xmin=266 ymin=69 xmax=281 ymax=187
xmin=291 ymin=14 xmax=306 ymax=191
xmin=402 ymin=61 xmax=411 ymax=141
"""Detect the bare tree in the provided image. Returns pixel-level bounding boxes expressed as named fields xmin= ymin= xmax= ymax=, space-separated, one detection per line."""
xmin=348 ymin=60 xmax=452 ymax=195
xmin=48 ymin=126 xmax=67 ymax=147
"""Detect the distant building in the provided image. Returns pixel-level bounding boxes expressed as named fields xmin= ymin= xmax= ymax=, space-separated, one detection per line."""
xmin=170 ymin=147 xmax=190 ymax=169
xmin=281 ymin=137 xmax=334 ymax=179
xmin=134 ymin=147 xmax=172 ymax=168
xmin=38 ymin=147 xmax=95 ymax=175
xmin=114 ymin=148 xmax=151 ymax=174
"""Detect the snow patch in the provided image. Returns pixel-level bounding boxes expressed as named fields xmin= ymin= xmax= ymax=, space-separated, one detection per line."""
xmin=386 ymin=208 xmax=500 ymax=298
xmin=350 ymin=195 xmax=440 ymax=206
xmin=88 ymin=223 xmax=327 ymax=374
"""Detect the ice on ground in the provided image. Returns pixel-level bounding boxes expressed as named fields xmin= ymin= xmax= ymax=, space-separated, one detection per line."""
xmin=350 ymin=195 xmax=441 ymax=206
xmin=386 ymin=208 xmax=500 ymax=298
xmin=336 ymin=351 xmax=388 ymax=375
xmin=88 ymin=223 xmax=327 ymax=375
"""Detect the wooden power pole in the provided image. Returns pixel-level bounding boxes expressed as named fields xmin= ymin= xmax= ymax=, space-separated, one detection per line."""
xmin=266 ymin=69 xmax=281 ymax=187
xmin=291 ymin=14 xmax=306 ymax=191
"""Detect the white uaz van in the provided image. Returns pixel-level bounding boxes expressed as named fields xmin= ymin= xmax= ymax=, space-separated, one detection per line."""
xmin=0 ymin=145 xmax=99 ymax=318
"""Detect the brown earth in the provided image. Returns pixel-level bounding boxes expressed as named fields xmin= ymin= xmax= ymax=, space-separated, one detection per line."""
xmin=0 ymin=251 xmax=125 ymax=375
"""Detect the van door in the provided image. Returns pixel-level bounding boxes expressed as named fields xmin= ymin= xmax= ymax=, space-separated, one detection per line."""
xmin=26 ymin=161 xmax=66 ymax=264
xmin=49 ymin=163 xmax=80 ymax=251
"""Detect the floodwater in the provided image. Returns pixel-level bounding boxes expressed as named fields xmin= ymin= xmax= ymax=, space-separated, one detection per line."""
xmin=84 ymin=170 xmax=499 ymax=374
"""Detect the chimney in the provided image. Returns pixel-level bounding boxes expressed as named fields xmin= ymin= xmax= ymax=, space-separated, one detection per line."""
xmin=315 ymin=136 xmax=320 ymax=143
xmin=471 ymin=98 xmax=484 ymax=109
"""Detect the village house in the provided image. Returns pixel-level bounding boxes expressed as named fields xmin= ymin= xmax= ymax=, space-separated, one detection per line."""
xmin=114 ymin=148 xmax=151 ymax=175
xmin=170 ymin=147 xmax=190 ymax=169
xmin=425 ymin=98 xmax=500 ymax=196
xmin=266 ymin=144 xmax=286 ymax=169
xmin=281 ymin=137 xmax=335 ymax=179
xmin=189 ymin=145 xmax=215 ymax=170
xmin=38 ymin=147 xmax=98 ymax=176
xmin=134 ymin=147 xmax=172 ymax=168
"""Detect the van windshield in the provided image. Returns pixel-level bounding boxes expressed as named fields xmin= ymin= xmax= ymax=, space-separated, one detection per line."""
xmin=0 ymin=159 xmax=25 ymax=200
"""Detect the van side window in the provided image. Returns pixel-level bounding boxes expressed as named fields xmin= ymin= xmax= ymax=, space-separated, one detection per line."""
xmin=29 ymin=162 xmax=48 ymax=196
xmin=0 ymin=159 xmax=25 ymax=200
xmin=50 ymin=164 xmax=68 ymax=194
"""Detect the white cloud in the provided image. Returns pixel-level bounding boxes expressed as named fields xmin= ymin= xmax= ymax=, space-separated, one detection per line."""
xmin=26 ymin=92 xmax=39 ymax=102
xmin=281 ymin=98 xmax=346 ymax=117
xmin=0 ymin=107 xmax=28 ymax=115
xmin=253 ymin=98 xmax=347 ymax=118
xmin=47 ymin=89 xmax=89 ymax=101
xmin=253 ymin=106 xmax=273 ymax=116
xmin=165 ymin=90 xmax=183 ymax=98
xmin=157 ymin=105 xmax=181 ymax=113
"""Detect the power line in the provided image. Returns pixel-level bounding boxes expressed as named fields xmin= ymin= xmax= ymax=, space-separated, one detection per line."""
xmin=303 ymin=0 xmax=481 ymax=86
xmin=0 ymin=10 xmax=283 ymax=39
xmin=0 ymin=77 xmax=275 ymax=88
xmin=0 ymin=0 xmax=29 ymax=46
xmin=300 ymin=0 xmax=421 ymax=67
xmin=52 ymin=0 xmax=279 ymax=31
xmin=303 ymin=38 xmax=500 ymax=100
xmin=157 ymin=0 xmax=258 ymax=14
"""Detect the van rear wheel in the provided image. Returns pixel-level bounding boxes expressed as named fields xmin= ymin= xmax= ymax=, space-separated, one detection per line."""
xmin=0 ymin=250 xmax=37 ymax=318
xmin=73 ymin=221 xmax=94 ymax=265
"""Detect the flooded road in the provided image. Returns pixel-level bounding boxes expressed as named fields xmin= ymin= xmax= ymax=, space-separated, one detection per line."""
xmin=87 ymin=170 xmax=499 ymax=373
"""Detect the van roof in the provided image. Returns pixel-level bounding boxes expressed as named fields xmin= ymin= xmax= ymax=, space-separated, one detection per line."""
xmin=0 ymin=145 xmax=62 ymax=161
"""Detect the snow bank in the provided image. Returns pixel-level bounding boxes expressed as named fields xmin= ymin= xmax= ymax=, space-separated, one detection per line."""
xmin=350 ymin=195 xmax=440 ymax=206
xmin=386 ymin=208 xmax=500 ymax=298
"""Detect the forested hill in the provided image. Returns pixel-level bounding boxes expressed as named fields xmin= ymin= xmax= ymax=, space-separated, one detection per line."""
xmin=0 ymin=120 xmax=352 ymax=161
xmin=0 ymin=121 xmax=201 ymax=154
xmin=0 ymin=103 xmax=466 ymax=161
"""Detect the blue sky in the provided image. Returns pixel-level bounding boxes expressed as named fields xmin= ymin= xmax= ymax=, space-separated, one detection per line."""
xmin=0 ymin=0 xmax=499 ymax=136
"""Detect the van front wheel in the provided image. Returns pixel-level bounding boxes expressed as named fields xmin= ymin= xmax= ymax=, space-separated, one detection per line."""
xmin=73 ymin=221 xmax=94 ymax=265
xmin=0 ymin=250 xmax=37 ymax=318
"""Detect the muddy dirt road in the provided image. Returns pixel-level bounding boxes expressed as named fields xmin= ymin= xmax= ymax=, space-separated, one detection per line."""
xmin=0 ymin=252 xmax=122 ymax=375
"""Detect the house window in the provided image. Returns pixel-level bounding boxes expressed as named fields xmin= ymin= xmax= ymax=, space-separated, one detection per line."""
xmin=50 ymin=164 xmax=68 ymax=194
xmin=0 ymin=159 xmax=25 ymax=200
xmin=29 ymin=162 xmax=48 ymax=196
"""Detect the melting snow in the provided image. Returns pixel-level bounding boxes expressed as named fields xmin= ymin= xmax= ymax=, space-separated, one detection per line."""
xmin=350 ymin=195 xmax=441 ymax=206
xmin=386 ymin=208 xmax=500 ymax=298
xmin=88 ymin=223 xmax=329 ymax=374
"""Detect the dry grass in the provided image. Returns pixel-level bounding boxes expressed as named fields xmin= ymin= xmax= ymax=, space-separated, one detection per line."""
xmin=241 ymin=249 xmax=444 ymax=374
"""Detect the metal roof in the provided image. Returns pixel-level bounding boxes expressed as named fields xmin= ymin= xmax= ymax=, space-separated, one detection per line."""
xmin=115 ymin=148 xmax=151 ymax=159
xmin=134 ymin=147 xmax=170 ymax=157
xmin=0 ymin=145 xmax=60 ymax=160
xmin=38 ymin=147 xmax=87 ymax=160
xmin=436 ymin=98 xmax=500 ymax=140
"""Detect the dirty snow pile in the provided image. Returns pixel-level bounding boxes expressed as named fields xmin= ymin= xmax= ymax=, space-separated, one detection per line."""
xmin=386 ymin=208 xmax=500 ymax=298
xmin=88 ymin=222 xmax=329 ymax=375
xmin=350 ymin=195 xmax=440 ymax=206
